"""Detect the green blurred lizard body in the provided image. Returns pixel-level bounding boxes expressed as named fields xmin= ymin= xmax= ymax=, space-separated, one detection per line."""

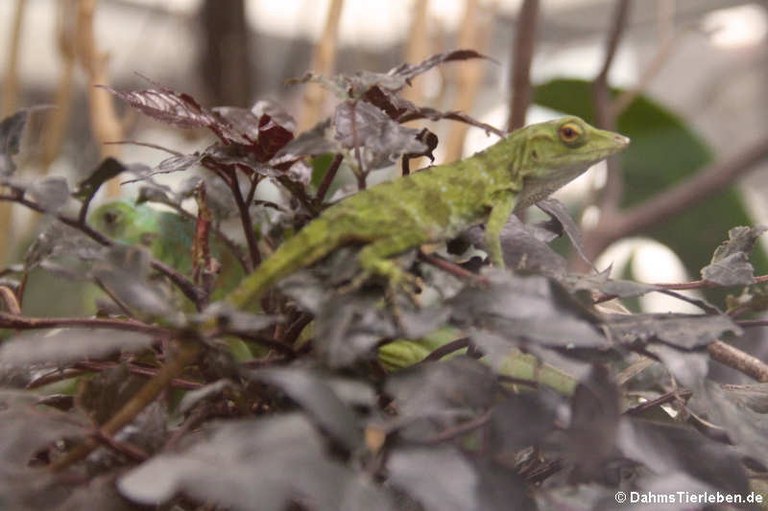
xmin=88 ymin=202 xmax=244 ymax=300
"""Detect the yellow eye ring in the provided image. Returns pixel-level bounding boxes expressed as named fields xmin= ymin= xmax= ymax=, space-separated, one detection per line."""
xmin=558 ymin=123 xmax=582 ymax=144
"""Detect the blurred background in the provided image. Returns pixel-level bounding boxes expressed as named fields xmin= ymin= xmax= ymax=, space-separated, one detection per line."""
xmin=1 ymin=0 xmax=767 ymax=314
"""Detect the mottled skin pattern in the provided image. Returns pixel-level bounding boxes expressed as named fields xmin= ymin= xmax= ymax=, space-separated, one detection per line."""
xmin=229 ymin=116 xmax=629 ymax=308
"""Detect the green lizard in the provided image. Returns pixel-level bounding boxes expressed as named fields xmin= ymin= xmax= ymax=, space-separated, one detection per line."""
xmin=88 ymin=201 xmax=245 ymax=300
xmin=226 ymin=116 xmax=629 ymax=309
xmin=89 ymin=201 xmax=197 ymax=274
xmin=227 ymin=116 xmax=628 ymax=307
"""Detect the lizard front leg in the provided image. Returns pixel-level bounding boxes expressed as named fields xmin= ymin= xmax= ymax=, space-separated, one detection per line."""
xmin=484 ymin=191 xmax=518 ymax=269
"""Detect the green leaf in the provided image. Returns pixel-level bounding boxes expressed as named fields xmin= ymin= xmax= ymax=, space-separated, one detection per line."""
xmin=534 ymin=79 xmax=767 ymax=295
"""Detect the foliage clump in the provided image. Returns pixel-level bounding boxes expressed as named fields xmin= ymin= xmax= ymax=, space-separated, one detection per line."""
xmin=0 ymin=51 xmax=767 ymax=510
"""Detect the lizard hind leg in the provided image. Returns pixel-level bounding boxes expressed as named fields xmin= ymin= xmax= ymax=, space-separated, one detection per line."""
xmin=355 ymin=235 xmax=426 ymax=302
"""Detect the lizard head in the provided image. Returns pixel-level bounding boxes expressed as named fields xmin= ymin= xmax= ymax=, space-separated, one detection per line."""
xmin=514 ymin=116 xmax=629 ymax=210
xmin=89 ymin=201 xmax=160 ymax=247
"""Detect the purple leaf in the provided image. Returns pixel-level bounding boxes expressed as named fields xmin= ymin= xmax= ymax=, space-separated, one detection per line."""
xmin=0 ymin=110 xmax=28 ymax=177
xmin=389 ymin=49 xmax=494 ymax=82
xmin=101 ymin=82 xmax=249 ymax=145
xmin=334 ymin=101 xmax=426 ymax=157
xmin=100 ymin=85 xmax=218 ymax=130
xmin=75 ymin=157 xmax=126 ymax=204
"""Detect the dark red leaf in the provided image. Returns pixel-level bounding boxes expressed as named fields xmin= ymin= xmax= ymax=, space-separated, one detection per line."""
xmin=100 ymin=85 xmax=218 ymax=130
xmin=254 ymin=114 xmax=294 ymax=161
xmin=101 ymin=83 xmax=250 ymax=145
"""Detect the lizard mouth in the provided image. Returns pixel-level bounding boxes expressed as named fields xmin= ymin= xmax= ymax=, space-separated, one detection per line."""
xmin=559 ymin=135 xmax=630 ymax=163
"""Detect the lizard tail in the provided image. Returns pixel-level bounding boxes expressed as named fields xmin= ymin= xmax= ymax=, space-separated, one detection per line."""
xmin=226 ymin=218 xmax=341 ymax=309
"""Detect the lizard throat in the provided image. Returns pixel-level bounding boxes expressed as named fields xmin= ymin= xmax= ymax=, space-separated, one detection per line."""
xmin=514 ymin=162 xmax=592 ymax=212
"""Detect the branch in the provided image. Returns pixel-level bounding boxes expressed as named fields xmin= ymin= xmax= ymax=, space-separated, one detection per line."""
xmin=226 ymin=167 xmax=262 ymax=268
xmin=76 ymin=0 xmax=124 ymax=197
xmin=401 ymin=0 xmax=429 ymax=104
xmin=708 ymin=340 xmax=768 ymax=383
xmin=0 ymin=0 xmax=28 ymax=265
xmin=612 ymin=0 xmax=678 ymax=117
xmin=443 ymin=0 xmax=496 ymax=162
xmin=41 ymin=0 xmax=77 ymax=167
xmin=602 ymin=136 xmax=768 ymax=242
xmin=315 ymin=153 xmax=343 ymax=203
xmin=507 ymin=0 xmax=539 ymax=132
xmin=1 ymin=0 xmax=26 ymax=116
xmin=297 ymin=0 xmax=343 ymax=132
xmin=0 ymin=311 xmax=165 ymax=335
xmin=50 ymin=334 xmax=202 ymax=472
xmin=593 ymin=0 xmax=632 ymax=214
xmin=418 ymin=251 xmax=486 ymax=283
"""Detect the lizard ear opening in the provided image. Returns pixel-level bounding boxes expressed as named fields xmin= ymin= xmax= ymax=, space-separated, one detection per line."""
xmin=557 ymin=122 xmax=584 ymax=147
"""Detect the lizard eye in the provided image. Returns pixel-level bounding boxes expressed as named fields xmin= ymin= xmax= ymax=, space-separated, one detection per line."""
xmin=558 ymin=123 xmax=583 ymax=145
xmin=103 ymin=210 xmax=121 ymax=226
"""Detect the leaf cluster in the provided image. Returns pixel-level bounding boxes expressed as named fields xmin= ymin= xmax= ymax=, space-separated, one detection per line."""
xmin=0 ymin=51 xmax=767 ymax=510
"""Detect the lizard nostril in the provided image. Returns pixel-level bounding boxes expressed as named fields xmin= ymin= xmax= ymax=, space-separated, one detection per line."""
xmin=614 ymin=134 xmax=630 ymax=146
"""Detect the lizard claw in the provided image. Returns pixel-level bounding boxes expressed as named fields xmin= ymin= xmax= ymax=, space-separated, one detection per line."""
xmin=336 ymin=265 xmax=423 ymax=307
xmin=386 ymin=270 xmax=423 ymax=307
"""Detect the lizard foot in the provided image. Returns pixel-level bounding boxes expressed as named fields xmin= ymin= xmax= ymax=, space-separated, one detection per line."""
xmin=336 ymin=264 xmax=423 ymax=306
xmin=385 ymin=269 xmax=424 ymax=307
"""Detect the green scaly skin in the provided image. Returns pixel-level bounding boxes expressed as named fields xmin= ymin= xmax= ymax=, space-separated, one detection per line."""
xmin=88 ymin=201 xmax=254 ymax=360
xmin=89 ymin=201 xmax=195 ymax=272
xmin=88 ymin=201 xmax=245 ymax=300
xmin=226 ymin=116 xmax=629 ymax=308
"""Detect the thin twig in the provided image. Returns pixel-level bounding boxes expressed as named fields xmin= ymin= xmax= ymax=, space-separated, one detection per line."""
xmin=507 ymin=0 xmax=539 ymax=132
xmin=162 ymin=201 xmax=250 ymax=275
xmin=0 ymin=311 xmax=166 ymax=335
xmin=654 ymin=274 xmax=768 ymax=291
xmin=41 ymin=0 xmax=77 ymax=168
xmin=625 ymin=388 xmax=692 ymax=416
xmin=298 ymin=0 xmax=344 ymax=131
xmin=443 ymin=0 xmax=496 ymax=162
xmin=0 ymin=0 xmax=28 ymax=265
xmin=103 ymin=139 xmax=183 ymax=156
xmin=92 ymin=429 xmax=148 ymax=462
xmin=402 ymin=0 xmax=430 ymax=104
xmin=418 ymin=252 xmax=486 ymax=283
xmin=597 ymin=137 xmax=768 ymax=252
xmin=708 ymin=340 xmax=768 ymax=382
xmin=612 ymin=0 xmax=678 ymax=116
xmin=26 ymin=360 xmax=201 ymax=390
xmin=315 ymin=154 xmax=343 ymax=203
xmin=0 ymin=287 xmax=21 ymax=315
xmin=50 ymin=335 xmax=202 ymax=472
xmin=421 ymin=337 xmax=470 ymax=363
xmin=193 ymin=185 xmax=215 ymax=301
xmin=76 ymin=0 xmax=124 ymax=197
xmin=225 ymin=166 xmax=262 ymax=268
xmin=592 ymin=0 xmax=632 ymax=214
xmin=423 ymin=409 xmax=492 ymax=444
xmin=1 ymin=0 xmax=27 ymax=116
xmin=738 ymin=319 xmax=768 ymax=329
xmin=230 ymin=332 xmax=296 ymax=357
xmin=281 ymin=312 xmax=314 ymax=346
